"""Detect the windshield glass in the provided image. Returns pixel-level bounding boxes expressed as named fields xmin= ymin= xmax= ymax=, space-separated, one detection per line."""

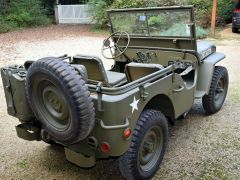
xmin=109 ymin=9 xmax=193 ymax=37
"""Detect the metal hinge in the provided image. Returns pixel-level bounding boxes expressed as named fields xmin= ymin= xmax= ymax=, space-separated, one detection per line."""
xmin=139 ymin=85 xmax=149 ymax=101
xmin=96 ymin=82 xmax=104 ymax=112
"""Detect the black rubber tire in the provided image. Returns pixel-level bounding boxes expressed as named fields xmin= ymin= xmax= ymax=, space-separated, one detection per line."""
xmin=26 ymin=57 xmax=95 ymax=145
xmin=119 ymin=110 xmax=168 ymax=180
xmin=202 ymin=66 xmax=228 ymax=115
xmin=232 ymin=27 xmax=238 ymax=33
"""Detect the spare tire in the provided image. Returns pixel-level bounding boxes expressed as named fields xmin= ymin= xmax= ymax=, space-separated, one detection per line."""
xmin=26 ymin=57 xmax=95 ymax=145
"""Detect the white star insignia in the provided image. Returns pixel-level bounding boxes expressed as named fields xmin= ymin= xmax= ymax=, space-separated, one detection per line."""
xmin=130 ymin=96 xmax=140 ymax=114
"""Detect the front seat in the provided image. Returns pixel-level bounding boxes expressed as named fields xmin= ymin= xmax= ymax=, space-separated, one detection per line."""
xmin=72 ymin=55 xmax=127 ymax=87
xmin=125 ymin=62 xmax=164 ymax=82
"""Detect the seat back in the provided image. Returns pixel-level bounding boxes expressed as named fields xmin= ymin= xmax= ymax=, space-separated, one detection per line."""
xmin=72 ymin=55 xmax=109 ymax=84
xmin=125 ymin=63 xmax=164 ymax=82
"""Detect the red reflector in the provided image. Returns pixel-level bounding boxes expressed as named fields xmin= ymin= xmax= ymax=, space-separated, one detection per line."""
xmin=124 ymin=128 xmax=132 ymax=139
xmin=100 ymin=142 xmax=111 ymax=153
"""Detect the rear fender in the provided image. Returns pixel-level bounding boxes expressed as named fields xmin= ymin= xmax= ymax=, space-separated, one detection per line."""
xmin=196 ymin=53 xmax=225 ymax=98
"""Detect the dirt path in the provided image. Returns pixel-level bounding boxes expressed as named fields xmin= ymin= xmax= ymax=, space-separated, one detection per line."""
xmin=0 ymin=25 xmax=239 ymax=180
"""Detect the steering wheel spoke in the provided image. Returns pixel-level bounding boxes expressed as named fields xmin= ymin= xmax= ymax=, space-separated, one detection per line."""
xmin=116 ymin=32 xmax=123 ymax=44
xmin=109 ymin=46 xmax=114 ymax=56
xmin=115 ymin=45 xmax=123 ymax=53
xmin=101 ymin=31 xmax=130 ymax=59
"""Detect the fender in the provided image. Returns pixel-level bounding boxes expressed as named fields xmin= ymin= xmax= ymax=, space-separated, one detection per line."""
xmin=195 ymin=52 xmax=225 ymax=98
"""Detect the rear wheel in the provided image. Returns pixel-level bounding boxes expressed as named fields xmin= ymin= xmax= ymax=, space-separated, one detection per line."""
xmin=119 ymin=110 xmax=168 ymax=180
xmin=202 ymin=66 xmax=228 ymax=114
xmin=26 ymin=58 xmax=95 ymax=145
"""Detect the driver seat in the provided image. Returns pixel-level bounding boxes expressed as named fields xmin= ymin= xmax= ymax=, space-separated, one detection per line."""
xmin=72 ymin=55 xmax=127 ymax=87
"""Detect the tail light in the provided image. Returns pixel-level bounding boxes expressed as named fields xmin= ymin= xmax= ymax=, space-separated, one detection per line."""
xmin=123 ymin=128 xmax=132 ymax=139
xmin=100 ymin=142 xmax=111 ymax=153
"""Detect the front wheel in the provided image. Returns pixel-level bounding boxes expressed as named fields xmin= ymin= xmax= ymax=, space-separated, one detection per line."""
xmin=119 ymin=110 xmax=168 ymax=180
xmin=202 ymin=66 xmax=229 ymax=114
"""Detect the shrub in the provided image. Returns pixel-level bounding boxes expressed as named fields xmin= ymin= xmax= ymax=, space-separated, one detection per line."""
xmin=196 ymin=26 xmax=208 ymax=39
xmin=0 ymin=18 xmax=15 ymax=33
xmin=0 ymin=0 xmax=51 ymax=33
xmin=90 ymin=0 xmax=234 ymax=29
xmin=89 ymin=0 xmax=109 ymax=26
xmin=89 ymin=0 xmax=180 ymax=26
xmin=217 ymin=0 xmax=234 ymax=23
xmin=5 ymin=0 xmax=51 ymax=27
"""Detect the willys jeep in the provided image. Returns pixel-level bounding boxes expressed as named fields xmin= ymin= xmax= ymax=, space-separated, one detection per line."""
xmin=1 ymin=6 xmax=228 ymax=179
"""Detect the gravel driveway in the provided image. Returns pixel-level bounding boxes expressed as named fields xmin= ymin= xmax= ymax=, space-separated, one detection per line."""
xmin=0 ymin=25 xmax=239 ymax=180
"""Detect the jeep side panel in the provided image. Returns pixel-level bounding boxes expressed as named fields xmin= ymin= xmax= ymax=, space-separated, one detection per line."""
xmin=195 ymin=53 xmax=225 ymax=98
xmin=68 ymin=65 xmax=198 ymax=159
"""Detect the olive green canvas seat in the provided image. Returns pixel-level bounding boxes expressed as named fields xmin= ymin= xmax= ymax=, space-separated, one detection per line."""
xmin=73 ymin=55 xmax=127 ymax=87
xmin=125 ymin=63 xmax=164 ymax=82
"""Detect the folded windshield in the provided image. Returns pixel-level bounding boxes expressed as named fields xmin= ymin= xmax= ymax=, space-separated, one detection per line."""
xmin=109 ymin=9 xmax=193 ymax=37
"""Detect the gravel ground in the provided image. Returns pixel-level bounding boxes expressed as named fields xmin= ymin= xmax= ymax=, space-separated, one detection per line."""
xmin=0 ymin=25 xmax=239 ymax=180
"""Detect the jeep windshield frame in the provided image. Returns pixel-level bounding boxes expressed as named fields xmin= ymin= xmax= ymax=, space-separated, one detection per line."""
xmin=107 ymin=6 xmax=198 ymax=54
xmin=108 ymin=6 xmax=196 ymax=38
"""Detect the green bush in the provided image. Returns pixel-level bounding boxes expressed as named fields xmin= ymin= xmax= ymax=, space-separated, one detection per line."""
xmin=188 ymin=0 xmax=234 ymax=26
xmin=89 ymin=0 xmax=109 ymax=26
xmin=0 ymin=17 xmax=16 ymax=33
xmin=5 ymin=0 xmax=51 ymax=27
xmin=217 ymin=0 xmax=234 ymax=23
xmin=90 ymin=0 xmax=234 ymax=29
xmin=89 ymin=0 xmax=208 ymax=38
xmin=196 ymin=26 xmax=208 ymax=39
xmin=0 ymin=0 xmax=51 ymax=33
xmin=89 ymin=0 xmax=180 ymax=26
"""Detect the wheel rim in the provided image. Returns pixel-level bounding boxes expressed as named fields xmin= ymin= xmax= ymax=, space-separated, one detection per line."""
xmin=34 ymin=80 xmax=71 ymax=131
xmin=138 ymin=126 xmax=163 ymax=172
xmin=214 ymin=77 xmax=226 ymax=108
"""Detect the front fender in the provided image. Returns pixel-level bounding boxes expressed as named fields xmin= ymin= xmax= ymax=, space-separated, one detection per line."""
xmin=196 ymin=52 xmax=225 ymax=98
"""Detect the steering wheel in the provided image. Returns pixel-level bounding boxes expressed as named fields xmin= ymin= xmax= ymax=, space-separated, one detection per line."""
xmin=101 ymin=31 xmax=130 ymax=59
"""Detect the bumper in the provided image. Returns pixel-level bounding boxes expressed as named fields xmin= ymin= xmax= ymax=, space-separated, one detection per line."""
xmin=65 ymin=148 xmax=96 ymax=168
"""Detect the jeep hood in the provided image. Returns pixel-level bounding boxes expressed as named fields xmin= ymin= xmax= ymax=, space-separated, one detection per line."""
xmin=197 ymin=41 xmax=216 ymax=60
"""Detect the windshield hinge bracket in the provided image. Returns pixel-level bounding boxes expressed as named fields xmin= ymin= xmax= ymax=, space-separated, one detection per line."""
xmin=96 ymin=82 xmax=104 ymax=112
xmin=139 ymin=85 xmax=149 ymax=101
xmin=172 ymin=65 xmax=176 ymax=82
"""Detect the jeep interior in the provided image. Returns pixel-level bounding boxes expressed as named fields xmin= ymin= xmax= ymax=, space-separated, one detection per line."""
xmin=71 ymin=7 xmax=201 ymax=91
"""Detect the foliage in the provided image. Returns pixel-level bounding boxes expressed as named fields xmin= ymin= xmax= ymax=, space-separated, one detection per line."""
xmin=196 ymin=26 xmax=208 ymax=39
xmin=0 ymin=0 xmax=51 ymax=33
xmin=89 ymin=0 xmax=235 ymax=30
xmin=217 ymin=0 xmax=234 ymax=23
xmin=0 ymin=17 xmax=17 ymax=33
xmin=42 ymin=0 xmax=56 ymax=15
xmin=187 ymin=0 xmax=235 ymax=27
xmin=89 ymin=0 xmax=109 ymax=26
xmin=89 ymin=0 xmax=208 ymax=38
xmin=187 ymin=0 xmax=212 ymax=27
xmin=89 ymin=0 xmax=182 ymax=26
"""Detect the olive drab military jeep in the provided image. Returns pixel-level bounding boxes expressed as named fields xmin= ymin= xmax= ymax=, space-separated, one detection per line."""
xmin=1 ymin=6 xmax=229 ymax=179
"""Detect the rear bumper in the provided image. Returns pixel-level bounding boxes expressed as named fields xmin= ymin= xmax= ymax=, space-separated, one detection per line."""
xmin=65 ymin=148 xmax=96 ymax=168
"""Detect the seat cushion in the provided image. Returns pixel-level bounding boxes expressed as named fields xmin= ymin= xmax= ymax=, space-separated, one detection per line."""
xmin=73 ymin=54 xmax=127 ymax=87
xmin=125 ymin=63 xmax=164 ymax=82
xmin=73 ymin=55 xmax=108 ymax=82
xmin=106 ymin=71 xmax=127 ymax=87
